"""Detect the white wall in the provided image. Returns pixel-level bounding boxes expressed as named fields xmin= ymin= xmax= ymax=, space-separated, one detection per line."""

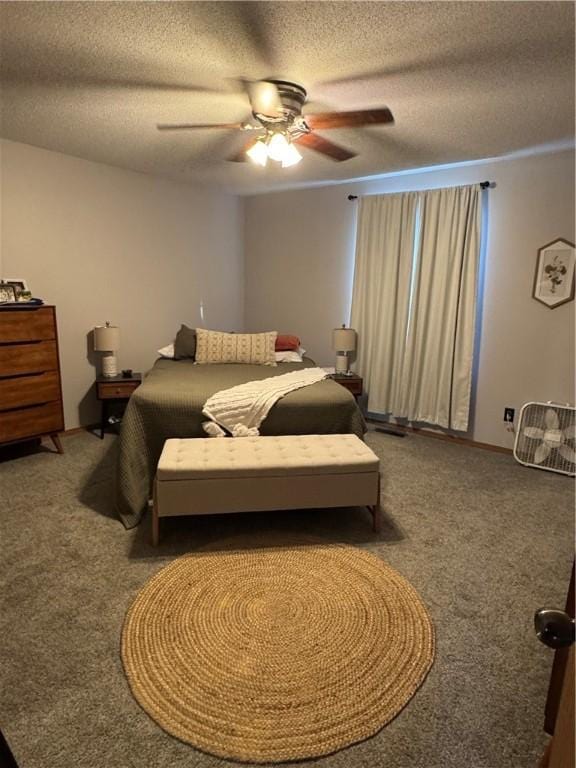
xmin=2 ymin=139 xmax=573 ymax=448
xmin=0 ymin=139 xmax=244 ymax=429
xmin=244 ymin=149 xmax=575 ymax=448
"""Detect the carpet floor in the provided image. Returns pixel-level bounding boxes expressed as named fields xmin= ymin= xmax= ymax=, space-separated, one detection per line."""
xmin=0 ymin=428 xmax=573 ymax=768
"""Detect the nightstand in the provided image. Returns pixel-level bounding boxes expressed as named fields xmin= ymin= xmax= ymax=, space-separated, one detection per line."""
xmin=330 ymin=373 xmax=363 ymax=399
xmin=95 ymin=373 xmax=141 ymax=438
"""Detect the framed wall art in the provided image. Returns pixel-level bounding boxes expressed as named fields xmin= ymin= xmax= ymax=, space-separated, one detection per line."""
xmin=532 ymin=238 xmax=575 ymax=308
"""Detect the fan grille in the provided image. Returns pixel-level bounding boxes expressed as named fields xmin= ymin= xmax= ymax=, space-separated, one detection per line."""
xmin=514 ymin=402 xmax=576 ymax=476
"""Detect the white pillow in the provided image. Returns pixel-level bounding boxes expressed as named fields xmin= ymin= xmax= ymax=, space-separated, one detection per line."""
xmin=275 ymin=350 xmax=304 ymax=363
xmin=158 ymin=343 xmax=175 ymax=359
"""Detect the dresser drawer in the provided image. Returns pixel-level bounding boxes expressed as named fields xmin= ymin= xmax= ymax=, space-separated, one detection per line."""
xmin=0 ymin=371 xmax=61 ymax=411
xmin=0 ymin=308 xmax=56 ymax=343
xmin=0 ymin=341 xmax=58 ymax=377
xmin=0 ymin=401 xmax=63 ymax=443
xmin=97 ymin=381 xmax=140 ymax=399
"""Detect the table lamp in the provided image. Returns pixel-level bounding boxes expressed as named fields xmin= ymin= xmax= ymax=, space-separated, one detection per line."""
xmin=332 ymin=325 xmax=356 ymax=375
xmin=94 ymin=322 xmax=120 ymax=377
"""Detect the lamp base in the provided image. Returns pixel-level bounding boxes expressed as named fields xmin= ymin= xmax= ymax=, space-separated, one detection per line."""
xmin=335 ymin=353 xmax=349 ymax=375
xmin=102 ymin=352 xmax=118 ymax=378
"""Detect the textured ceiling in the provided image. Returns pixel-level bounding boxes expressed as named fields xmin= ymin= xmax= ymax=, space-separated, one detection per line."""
xmin=0 ymin=1 xmax=574 ymax=194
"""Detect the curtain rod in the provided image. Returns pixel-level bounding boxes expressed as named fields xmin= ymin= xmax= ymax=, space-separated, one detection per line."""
xmin=347 ymin=181 xmax=493 ymax=200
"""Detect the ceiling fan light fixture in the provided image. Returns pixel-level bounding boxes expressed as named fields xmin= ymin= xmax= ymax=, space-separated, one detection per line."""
xmin=246 ymin=138 xmax=268 ymax=167
xmin=281 ymin=142 xmax=303 ymax=168
xmin=246 ymin=132 xmax=302 ymax=168
xmin=267 ymin=132 xmax=290 ymax=162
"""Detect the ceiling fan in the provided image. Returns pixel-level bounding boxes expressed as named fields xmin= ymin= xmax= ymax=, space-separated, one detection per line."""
xmin=157 ymin=79 xmax=394 ymax=167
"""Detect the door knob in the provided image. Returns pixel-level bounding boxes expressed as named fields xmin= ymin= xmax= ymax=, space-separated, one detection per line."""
xmin=534 ymin=608 xmax=575 ymax=649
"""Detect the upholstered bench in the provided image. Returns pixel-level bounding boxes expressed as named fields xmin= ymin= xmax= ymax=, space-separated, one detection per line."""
xmin=152 ymin=434 xmax=381 ymax=545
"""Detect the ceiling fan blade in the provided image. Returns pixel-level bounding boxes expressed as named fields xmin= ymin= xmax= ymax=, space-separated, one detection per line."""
xmin=157 ymin=122 xmax=246 ymax=131
xmin=227 ymin=137 xmax=259 ymax=163
xmin=245 ymin=80 xmax=283 ymax=117
xmin=304 ymin=108 xmax=394 ymax=130
xmin=295 ymin=133 xmax=356 ymax=162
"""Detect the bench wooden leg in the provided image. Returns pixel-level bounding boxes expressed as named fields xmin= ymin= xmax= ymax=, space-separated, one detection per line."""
xmin=152 ymin=480 xmax=159 ymax=546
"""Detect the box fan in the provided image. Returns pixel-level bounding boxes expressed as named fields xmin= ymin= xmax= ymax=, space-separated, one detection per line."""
xmin=513 ymin=402 xmax=575 ymax=476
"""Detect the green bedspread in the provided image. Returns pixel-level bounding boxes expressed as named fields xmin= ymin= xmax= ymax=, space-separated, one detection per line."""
xmin=115 ymin=358 xmax=366 ymax=528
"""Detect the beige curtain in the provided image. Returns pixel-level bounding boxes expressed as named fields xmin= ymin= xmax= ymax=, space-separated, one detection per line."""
xmin=350 ymin=192 xmax=418 ymax=415
xmin=350 ymin=184 xmax=482 ymax=431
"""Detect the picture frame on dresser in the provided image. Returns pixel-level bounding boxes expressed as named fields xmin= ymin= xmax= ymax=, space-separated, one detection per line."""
xmin=0 ymin=284 xmax=16 ymax=303
xmin=0 ymin=305 xmax=65 ymax=454
xmin=2 ymin=278 xmax=29 ymax=299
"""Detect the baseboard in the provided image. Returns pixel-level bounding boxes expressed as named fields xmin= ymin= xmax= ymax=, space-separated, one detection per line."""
xmin=366 ymin=419 xmax=513 ymax=455
xmin=59 ymin=424 xmax=99 ymax=438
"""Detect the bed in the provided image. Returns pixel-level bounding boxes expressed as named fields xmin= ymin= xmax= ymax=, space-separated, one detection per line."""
xmin=115 ymin=357 xmax=366 ymax=527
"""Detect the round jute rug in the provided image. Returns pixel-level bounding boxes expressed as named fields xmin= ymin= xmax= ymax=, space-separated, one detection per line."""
xmin=121 ymin=542 xmax=434 ymax=763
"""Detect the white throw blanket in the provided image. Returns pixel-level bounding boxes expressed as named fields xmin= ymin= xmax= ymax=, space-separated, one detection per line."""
xmin=202 ymin=367 xmax=329 ymax=437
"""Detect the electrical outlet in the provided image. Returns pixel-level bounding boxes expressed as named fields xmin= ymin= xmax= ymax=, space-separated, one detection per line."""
xmin=504 ymin=407 xmax=515 ymax=423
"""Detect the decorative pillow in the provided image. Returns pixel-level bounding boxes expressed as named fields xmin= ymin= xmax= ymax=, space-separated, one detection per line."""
xmin=195 ymin=329 xmax=277 ymax=366
xmin=174 ymin=325 xmax=197 ymax=360
xmin=275 ymin=350 xmax=304 ymax=363
xmin=157 ymin=343 xmax=175 ymax=359
xmin=275 ymin=334 xmax=301 ymax=351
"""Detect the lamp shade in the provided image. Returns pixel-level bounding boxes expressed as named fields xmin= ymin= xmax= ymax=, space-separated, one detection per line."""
xmin=94 ymin=324 xmax=120 ymax=352
xmin=332 ymin=326 xmax=356 ymax=352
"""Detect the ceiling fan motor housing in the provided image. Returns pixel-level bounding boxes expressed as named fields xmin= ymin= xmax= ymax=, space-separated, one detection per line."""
xmin=255 ymin=80 xmax=307 ymax=125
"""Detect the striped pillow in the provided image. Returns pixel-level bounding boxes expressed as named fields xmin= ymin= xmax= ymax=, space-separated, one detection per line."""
xmin=195 ymin=329 xmax=277 ymax=366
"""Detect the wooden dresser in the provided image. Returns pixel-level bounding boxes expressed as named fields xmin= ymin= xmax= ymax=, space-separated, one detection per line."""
xmin=0 ymin=306 xmax=65 ymax=452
